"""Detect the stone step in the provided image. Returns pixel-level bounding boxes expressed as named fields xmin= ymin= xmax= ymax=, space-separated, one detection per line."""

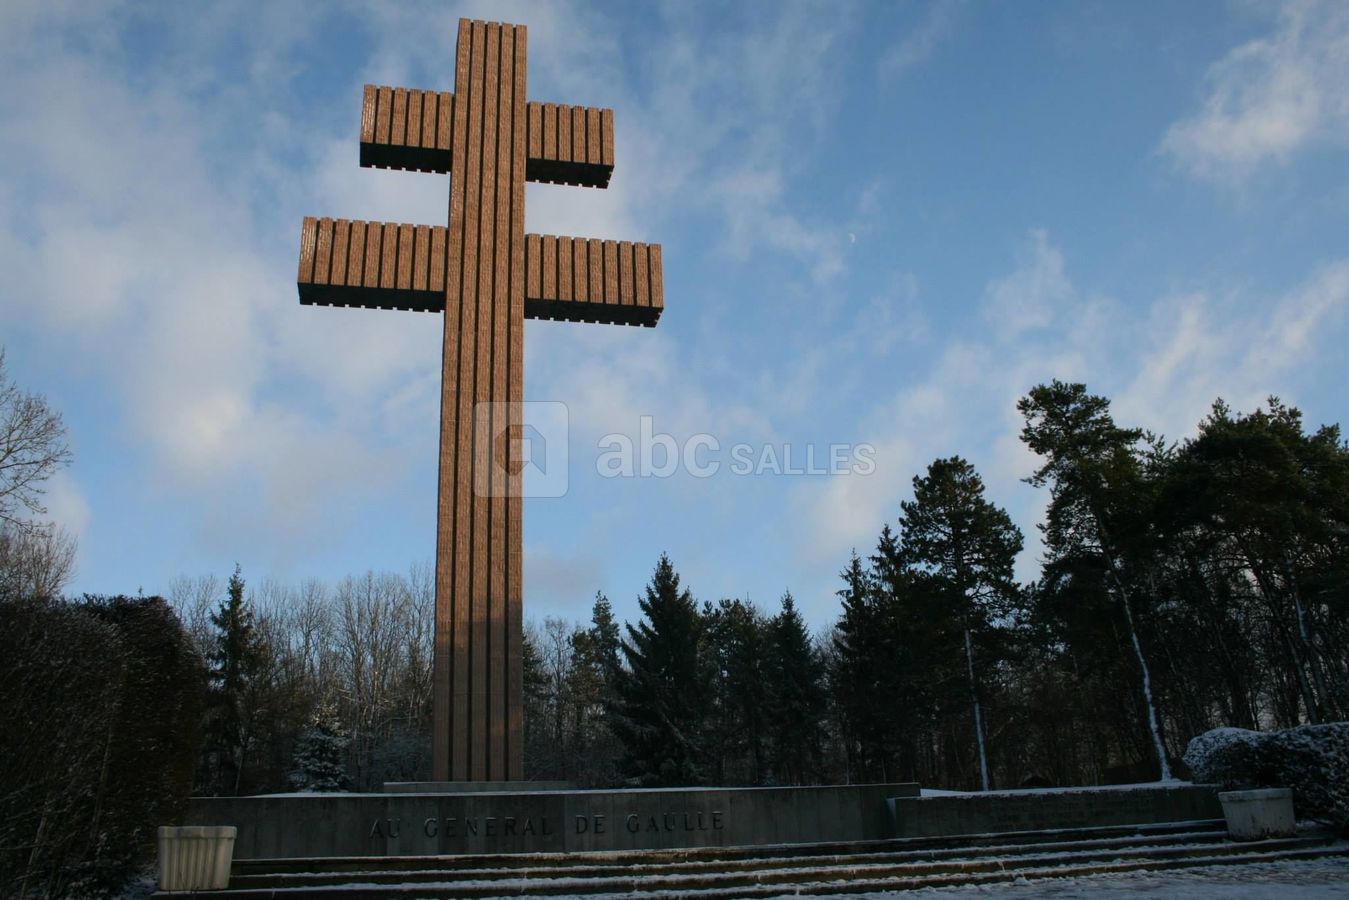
xmin=161 ymin=832 xmax=1347 ymax=898
xmin=231 ymin=818 xmax=1227 ymax=876
xmin=227 ymin=828 xmax=1235 ymax=888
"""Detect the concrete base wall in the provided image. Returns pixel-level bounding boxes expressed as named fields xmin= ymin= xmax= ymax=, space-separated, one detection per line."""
xmin=183 ymin=783 xmax=919 ymax=859
xmin=889 ymin=784 xmax=1223 ymax=838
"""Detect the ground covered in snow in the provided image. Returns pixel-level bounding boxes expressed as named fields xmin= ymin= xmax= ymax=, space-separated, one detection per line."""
xmin=817 ymin=856 xmax=1349 ymax=899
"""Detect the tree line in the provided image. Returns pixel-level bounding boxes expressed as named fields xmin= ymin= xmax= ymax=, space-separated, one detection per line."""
xmin=529 ymin=382 xmax=1349 ymax=789
xmin=4 ymin=349 xmax=1349 ymax=889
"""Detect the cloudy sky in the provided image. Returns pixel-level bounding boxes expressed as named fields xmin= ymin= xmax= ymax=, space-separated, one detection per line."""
xmin=2 ymin=0 xmax=1347 ymax=629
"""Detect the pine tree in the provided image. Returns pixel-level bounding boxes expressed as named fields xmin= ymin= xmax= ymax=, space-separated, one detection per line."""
xmin=899 ymin=456 xmax=1023 ymax=790
xmin=587 ymin=591 xmax=622 ymax=681
xmin=703 ymin=597 xmax=768 ymax=783
xmin=830 ymin=551 xmax=891 ymax=781
xmin=203 ymin=564 xmax=267 ymax=794
xmin=1019 ymin=381 xmax=1173 ymax=780
xmin=764 ymin=592 xmax=827 ymax=785
xmin=610 ymin=554 xmax=708 ymax=785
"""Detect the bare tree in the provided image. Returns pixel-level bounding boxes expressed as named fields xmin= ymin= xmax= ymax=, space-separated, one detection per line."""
xmin=0 ymin=350 xmax=72 ymax=530
xmin=333 ymin=571 xmax=414 ymax=788
xmin=0 ymin=524 xmax=76 ymax=600
xmin=166 ymin=573 xmax=223 ymax=657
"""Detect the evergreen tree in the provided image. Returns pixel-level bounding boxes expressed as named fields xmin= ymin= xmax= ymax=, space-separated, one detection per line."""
xmin=289 ymin=711 xmax=349 ymax=792
xmin=203 ymin=564 xmax=268 ymax=794
xmin=703 ymin=597 xmax=768 ymax=784
xmin=1164 ymin=398 xmax=1349 ymax=724
xmin=829 ymin=550 xmax=910 ymax=781
xmin=1019 ymin=381 xmax=1173 ymax=779
xmin=587 ymin=591 xmax=622 ymax=681
xmin=764 ymin=592 xmax=827 ymax=784
xmin=899 ymin=456 xmax=1023 ymax=791
xmin=610 ymin=554 xmax=708 ymax=785
xmin=521 ymin=623 xmax=554 ymax=777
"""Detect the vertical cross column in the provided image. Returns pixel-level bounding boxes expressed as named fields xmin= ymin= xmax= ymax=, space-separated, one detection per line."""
xmin=433 ymin=19 xmax=526 ymax=782
xmin=297 ymin=16 xmax=664 ymax=784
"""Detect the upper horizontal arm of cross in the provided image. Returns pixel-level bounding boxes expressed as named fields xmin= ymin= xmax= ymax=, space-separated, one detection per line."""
xmin=358 ymin=84 xmax=615 ymax=188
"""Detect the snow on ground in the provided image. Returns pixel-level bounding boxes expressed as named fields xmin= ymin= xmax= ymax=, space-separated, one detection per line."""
xmin=804 ymin=856 xmax=1349 ymax=899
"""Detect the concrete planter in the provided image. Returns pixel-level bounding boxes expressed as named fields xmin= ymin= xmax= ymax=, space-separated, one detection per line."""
xmin=157 ymin=825 xmax=236 ymax=891
xmin=1218 ymin=788 xmax=1295 ymax=841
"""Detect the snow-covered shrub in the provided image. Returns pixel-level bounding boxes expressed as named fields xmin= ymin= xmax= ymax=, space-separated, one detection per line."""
xmin=1186 ymin=723 xmax=1349 ymax=831
xmin=1183 ymin=727 xmax=1272 ymax=787
xmin=1266 ymin=724 xmax=1349 ymax=831
xmin=289 ymin=717 xmax=349 ymax=791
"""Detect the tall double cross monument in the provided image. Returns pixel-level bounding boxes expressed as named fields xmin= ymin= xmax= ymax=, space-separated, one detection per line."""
xmin=296 ymin=18 xmax=664 ymax=781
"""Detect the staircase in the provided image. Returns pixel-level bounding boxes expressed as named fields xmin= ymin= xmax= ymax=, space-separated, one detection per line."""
xmin=160 ymin=820 xmax=1347 ymax=897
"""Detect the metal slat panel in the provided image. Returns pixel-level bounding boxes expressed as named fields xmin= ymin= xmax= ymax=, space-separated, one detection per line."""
xmin=527 ymin=102 xmax=542 ymax=161
xmin=586 ymin=108 xmax=601 ymax=165
xmin=379 ymin=223 xmax=398 ymax=290
xmin=507 ymin=16 xmax=528 ymax=785
xmin=649 ymin=243 xmax=664 ymax=316
xmin=413 ymin=225 xmax=429 ymax=291
xmin=601 ymin=108 xmax=614 ymax=167
xmin=634 ymin=241 xmax=650 ymax=309
xmin=376 ymin=86 xmax=392 ymax=144
xmin=346 ymin=221 xmax=366 ymax=287
xmin=557 ymin=103 xmax=571 ymax=164
xmin=438 ymin=15 xmax=474 ymax=782
xmin=572 ymin=106 xmax=585 ymax=167
xmin=330 ymin=219 xmax=350 ymax=286
xmin=391 ymin=88 xmax=408 ymax=150
xmin=406 ymin=89 xmax=423 ymax=148
xmin=573 ymin=234 xmax=588 ymax=302
xmin=298 ymin=217 xmax=317 ymax=284
xmin=526 ymin=233 xmax=541 ymax=300
xmin=430 ymin=225 xmax=446 ymax=293
xmin=396 ymin=223 xmax=414 ymax=290
xmin=541 ymin=234 xmax=556 ymax=301
xmin=558 ymin=235 xmax=573 ymax=302
xmin=468 ymin=18 xmax=497 ymax=783
xmin=603 ymin=240 xmax=618 ymax=304
xmin=487 ymin=21 xmax=515 ymax=779
xmin=543 ymin=103 xmax=556 ymax=162
xmin=313 ymin=218 xmax=333 ymax=285
xmin=363 ymin=222 xmax=381 ymax=288
xmin=618 ymin=240 xmax=634 ymax=308
xmin=360 ymin=87 xmax=377 ymax=144
xmin=422 ymin=90 xmax=437 ymax=149
xmin=588 ymin=238 xmax=603 ymax=304
xmin=437 ymin=91 xmax=453 ymax=152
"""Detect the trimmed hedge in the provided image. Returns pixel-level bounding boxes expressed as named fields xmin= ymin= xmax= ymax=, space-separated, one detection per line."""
xmin=0 ymin=595 xmax=205 ymax=896
xmin=1184 ymin=723 xmax=1349 ymax=831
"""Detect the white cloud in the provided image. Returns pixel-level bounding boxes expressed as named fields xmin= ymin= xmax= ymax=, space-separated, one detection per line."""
xmin=981 ymin=229 xmax=1073 ymax=338
xmin=879 ymin=0 xmax=966 ymax=78
xmin=796 ymin=230 xmax=1349 ymax=589
xmin=1116 ymin=260 xmax=1349 ymax=438
xmin=41 ymin=471 xmax=91 ymax=541
xmin=1161 ymin=0 xmax=1349 ymax=182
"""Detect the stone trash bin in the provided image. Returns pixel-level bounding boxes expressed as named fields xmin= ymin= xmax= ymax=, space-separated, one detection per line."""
xmin=157 ymin=825 xmax=237 ymax=891
xmin=1218 ymin=788 xmax=1296 ymax=841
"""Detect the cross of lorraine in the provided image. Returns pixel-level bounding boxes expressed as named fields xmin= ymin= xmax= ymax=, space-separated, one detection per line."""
xmin=295 ymin=18 xmax=665 ymax=782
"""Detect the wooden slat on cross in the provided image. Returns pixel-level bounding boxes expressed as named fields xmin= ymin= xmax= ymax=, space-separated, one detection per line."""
xmin=295 ymin=18 xmax=664 ymax=782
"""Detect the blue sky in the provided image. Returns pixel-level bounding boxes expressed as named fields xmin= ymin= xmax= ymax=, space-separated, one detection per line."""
xmin=2 ymin=0 xmax=1347 ymax=630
